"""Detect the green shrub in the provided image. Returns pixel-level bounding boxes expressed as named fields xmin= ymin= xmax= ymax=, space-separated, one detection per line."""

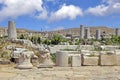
xmin=50 ymin=53 xmax=56 ymax=63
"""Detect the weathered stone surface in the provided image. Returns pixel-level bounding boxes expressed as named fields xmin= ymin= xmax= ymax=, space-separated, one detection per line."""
xmin=116 ymin=54 xmax=120 ymax=66
xmin=8 ymin=21 xmax=17 ymax=39
xmin=38 ymin=49 xmax=54 ymax=68
xmin=80 ymin=25 xmax=84 ymax=39
xmin=95 ymin=29 xmax=101 ymax=40
xmin=16 ymin=51 xmax=34 ymax=69
xmin=56 ymin=51 xmax=68 ymax=67
xmin=0 ymin=59 xmax=11 ymax=64
xmin=84 ymin=27 xmax=90 ymax=39
xmin=82 ymin=56 xmax=99 ymax=66
xmin=100 ymin=54 xmax=117 ymax=66
xmin=71 ymin=55 xmax=81 ymax=67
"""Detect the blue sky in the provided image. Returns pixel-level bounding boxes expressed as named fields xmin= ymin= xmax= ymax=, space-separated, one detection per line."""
xmin=0 ymin=0 xmax=120 ymax=31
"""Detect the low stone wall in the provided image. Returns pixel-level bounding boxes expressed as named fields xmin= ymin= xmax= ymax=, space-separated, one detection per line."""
xmin=56 ymin=50 xmax=120 ymax=67
xmin=49 ymin=45 xmax=119 ymax=54
xmin=49 ymin=45 xmax=94 ymax=53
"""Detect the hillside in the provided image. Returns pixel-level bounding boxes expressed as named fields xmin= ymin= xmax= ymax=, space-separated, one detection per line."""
xmin=0 ymin=26 xmax=116 ymax=36
xmin=48 ymin=26 xmax=115 ymax=36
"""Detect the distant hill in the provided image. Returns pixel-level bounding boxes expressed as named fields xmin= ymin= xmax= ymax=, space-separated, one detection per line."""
xmin=48 ymin=26 xmax=115 ymax=36
xmin=0 ymin=26 xmax=116 ymax=36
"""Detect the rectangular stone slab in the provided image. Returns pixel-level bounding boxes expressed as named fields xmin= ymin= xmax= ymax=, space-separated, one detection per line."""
xmin=116 ymin=55 xmax=120 ymax=66
xmin=71 ymin=56 xmax=81 ymax=67
xmin=100 ymin=54 xmax=117 ymax=66
xmin=82 ymin=56 xmax=99 ymax=66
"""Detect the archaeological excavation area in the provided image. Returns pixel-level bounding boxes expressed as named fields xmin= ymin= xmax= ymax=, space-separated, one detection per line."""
xmin=0 ymin=21 xmax=120 ymax=80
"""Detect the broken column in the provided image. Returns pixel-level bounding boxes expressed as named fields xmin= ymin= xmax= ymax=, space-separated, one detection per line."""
xmin=95 ymin=29 xmax=101 ymax=40
xmin=56 ymin=51 xmax=68 ymax=67
xmin=80 ymin=25 xmax=84 ymax=39
xmin=38 ymin=49 xmax=54 ymax=68
xmin=115 ymin=28 xmax=120 ymax=36
xmin=8 ymin=21 xmax=17 ymax=39
xmin=84 ymin=27 xmax=90 ymax=39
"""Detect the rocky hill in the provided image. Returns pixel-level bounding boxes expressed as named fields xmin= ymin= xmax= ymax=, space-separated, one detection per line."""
xmin=48 ymin=26 xmax=115 ymax=36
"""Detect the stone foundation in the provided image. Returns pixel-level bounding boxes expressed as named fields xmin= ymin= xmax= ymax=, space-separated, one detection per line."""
xmin=82 ymin=56 xmax=99 ymax=66
xmin=100 ymin=54 xmax=117 ymax=66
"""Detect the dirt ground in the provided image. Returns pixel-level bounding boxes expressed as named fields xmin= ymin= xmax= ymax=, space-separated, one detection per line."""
xmin=0 ymin=64 xmax=120 ymax=80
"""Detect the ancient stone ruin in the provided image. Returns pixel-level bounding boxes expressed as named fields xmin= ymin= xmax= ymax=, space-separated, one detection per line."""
xmin=8 ymin=21 xmax=17 ymax=39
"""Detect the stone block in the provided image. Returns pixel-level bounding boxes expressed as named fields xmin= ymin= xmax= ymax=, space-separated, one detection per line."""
xmin=100 ymin=54 xmax=117 ymax=66
xmin=56 ymin=51 xmax=68 ymax=67
xmin=71 ymin=55 xmax=81 ymax=67
xmin=116 ymin=54 xmax=120 ymax=66
xmin=82 ymin=56 xmax=99 ymax=66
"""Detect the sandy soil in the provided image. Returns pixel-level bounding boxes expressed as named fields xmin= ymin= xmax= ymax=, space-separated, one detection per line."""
xmin=0 ymin=64 xmax=120 ymax=80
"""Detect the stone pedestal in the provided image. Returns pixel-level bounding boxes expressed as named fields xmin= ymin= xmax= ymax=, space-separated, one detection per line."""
xmin=16 ymin=51 xmax=34 ymax=69
xmin=82 ymin=56 xmax=99 ymax=66
xmin=56 ymin=51 xmax=68 ymax=67
xmin=100 ymin=54 xmax=117 ymax=66
xmin=71 ymin=55 xmax=81 ymax=67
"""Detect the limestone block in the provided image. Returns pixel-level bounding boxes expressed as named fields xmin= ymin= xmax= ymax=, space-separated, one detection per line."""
xmin=82 ymin=56 xmax=99 ymax=66
xmin=100 ymin=54 xmax=117 ymax=66
xmin=72 ymin=55 xmax=81 ymax=67
xmin=56 ymin=51 xmax=68 ymax=67
xmin=116 ymin=54 xmax=120 ymax=66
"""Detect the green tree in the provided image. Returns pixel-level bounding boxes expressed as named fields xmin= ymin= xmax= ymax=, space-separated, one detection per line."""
xmin=44 ymin=38 xmax=51 ymax=45
xmin=51 ymin=35 xmax=62 ymax=45
xmin=37 ymin=36 xmax=42 ymax=44
xmin=19 ymin=34 xmax=25 ymax=39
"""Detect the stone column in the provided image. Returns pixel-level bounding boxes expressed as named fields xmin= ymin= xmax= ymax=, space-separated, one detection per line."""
xmin=80 ymin=25 xmax=84 ymax=39
xmin=8 ymin=21 xmax=17 ymax=39
xmin=96 ymin=29 xmax=101 ymax=40
xmin=4 ymin=28 xmax=8 ymax=36
xmin=115 ymin=28 xmax=120 ymax=36
xmin=84 ymin=27 xmax=90 ymax=39
xmin=56 ymin=51 xmax=68 ymax=67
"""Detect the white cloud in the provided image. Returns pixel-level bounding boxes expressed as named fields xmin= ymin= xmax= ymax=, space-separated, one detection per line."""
xmin=86 ymin=0 xmax=120 ymax=16
xmin=53 ymin=26 xmax=65 ymax=31
xmin=49 ymin=4 xmax=83 ymax=22
xmin=0 ymin=0 xmax=48 ymax=20
xmin=36 ymin=9 xmax=48 ymax=20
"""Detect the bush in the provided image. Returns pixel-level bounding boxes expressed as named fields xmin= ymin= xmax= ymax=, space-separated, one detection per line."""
xmin=50 ymin=53 xmax=56 ymax=63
